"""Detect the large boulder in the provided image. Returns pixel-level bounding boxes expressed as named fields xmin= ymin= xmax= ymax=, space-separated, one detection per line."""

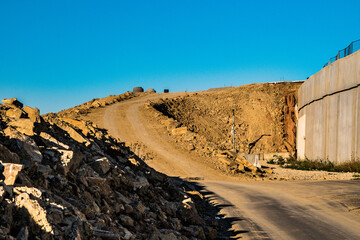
xmin=3 ymin=127 xmax=42 ymax=162
xmin=171 ymin=127 xmax=188 ymax=135
xmin=145 ymin=88 xmax=156 ymax=93
xmin=0 ymin=161 xmax=23 ymax=185
xmin=2 ymin=98 xmax=23 ymax=109
xmin=0 ymin=143 xmax=20 ymax=163
xmin=5 ymin=108 xmax=24 ymax=120
xmin=133 ymin=87 xmax=144 ymax=93
xmin=91 ymin=100 xmax=102 ymax=108
xmin=57 ymin=149 xmax=83 ymax=176
xmin=23 ymin=106 xmax=41 ymax=123
xmin=8 ymin=119 xmax=35 ymax=136
xmin=89 ymin=157 xmax=111 ymax=175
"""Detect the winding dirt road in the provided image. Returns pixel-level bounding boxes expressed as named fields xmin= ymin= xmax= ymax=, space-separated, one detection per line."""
xmin=85 ymin=93 xmax=360 ymax=240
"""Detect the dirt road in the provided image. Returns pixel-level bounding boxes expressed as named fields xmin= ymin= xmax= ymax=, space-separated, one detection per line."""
xmin=86 ymin=93 xmax=360 ymax=239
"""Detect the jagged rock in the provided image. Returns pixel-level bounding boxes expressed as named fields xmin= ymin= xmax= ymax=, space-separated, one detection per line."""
xmin=171 ymin=127 xmax=188 ymax=135
xmin=91 ymin=100 xmax=102 ymax=108
xmin=57 ymin=149 xmax=83 ymax=175
xmin=90 ymin=157 xmax=111 ymax=175
xmin=15 ymin=192 xmax=54 ymax=234
xmin=134 ymin=201 xmax=146 ymax=215
xmin=186 ymin=143 xmax=195 ymax=151
xmin=0 ymin=143 xmax=20 ymax=163
xmin=37 ymin=164 xmax=52 ymax=177
xmin=0 ymin=162 xmax=23 ymax=185
xmin=39 ymin=132 xmax=70 ymax=149
xmin=133 ymin=176 xmax=150 ymax=190
xmin=161 ymin=119 xmax=181 ymax=130
xmin=61 ymin=118 xmax=91 ymax=136
xmin=8 ymin=119 xmax=35 ymax=136
xmin=184 ymin=225 xmax=206 ymax=239
xmin=2 ymin=98 xmax=23 ymax=109
xmin=56 ymin=122 xmax=89 ymax=144
xmin=5 ymin=108 xmax=24 ymax=120
xmin=4 ymin=127 xmax=42 ymax=162
xmin=92 ymin=229 xmax=120 ymax=239
xmin=183 ymin=134 xmax=195 ymax=141
xmin=16 ymin=226 xmax=29 ymax=240
xmin=86 ymin=176 xmax=106 ymax=185
xmin=0 ymin=186 xmax=5 ymax=202
xmin=178 ymin=198 xmax=204 ymax=225
xmin=120 ymin=215 xmax=134 ymax=228
xmin=23 ymin=106 xmax=41 ymax=123
xmin=159 ymin=232 xmax=181 ymax=240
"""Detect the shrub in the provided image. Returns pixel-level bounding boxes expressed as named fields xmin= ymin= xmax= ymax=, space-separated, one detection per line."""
xmin=268 ymin=156 xmax=360 ymax=173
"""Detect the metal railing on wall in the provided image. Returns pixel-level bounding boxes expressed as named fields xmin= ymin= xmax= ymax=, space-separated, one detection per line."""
xmin=323 ymin=39 xmax=360 ymax=68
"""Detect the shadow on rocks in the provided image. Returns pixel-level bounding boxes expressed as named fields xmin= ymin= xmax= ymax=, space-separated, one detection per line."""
xmin=171 ymin=177 xmax=249 ymax=239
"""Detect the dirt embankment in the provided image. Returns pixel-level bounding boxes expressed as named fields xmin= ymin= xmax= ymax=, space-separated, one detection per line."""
xmin=0 ymin=97 xmax=219 ymax=240
xmin=152 ymin=82 xmax=302 ymax=155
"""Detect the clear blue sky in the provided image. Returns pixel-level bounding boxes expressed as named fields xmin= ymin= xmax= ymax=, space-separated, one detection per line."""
xmin=1 ymin=0 xmax=359 ymax=113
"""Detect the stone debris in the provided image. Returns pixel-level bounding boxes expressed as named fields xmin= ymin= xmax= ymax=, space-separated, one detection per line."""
xmin=0 ymin=97 xmax=217 ymax=239
xmin=56 ymin=91 xmax=134 ymax=119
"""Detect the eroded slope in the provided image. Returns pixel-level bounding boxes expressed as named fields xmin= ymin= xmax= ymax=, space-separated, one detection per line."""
xmin=153 ymin=82 xmax=302 ymax=155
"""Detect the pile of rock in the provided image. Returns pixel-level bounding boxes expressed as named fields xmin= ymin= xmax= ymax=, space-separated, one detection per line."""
xmin=0 ymin=98 xmax=217 ymax=239
xmin=57 ymin=91 xmax=133 ymax=118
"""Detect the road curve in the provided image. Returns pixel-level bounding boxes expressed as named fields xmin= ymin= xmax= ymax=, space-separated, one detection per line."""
xmin=98 ymin=93 xmax=360 ymax=240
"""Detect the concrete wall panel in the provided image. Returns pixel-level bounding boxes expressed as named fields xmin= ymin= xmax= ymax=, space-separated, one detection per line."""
xmin=337 ymin=91 xmax=353 ymax=162
xmin=297 ymin=50 xmax=360 ymax=163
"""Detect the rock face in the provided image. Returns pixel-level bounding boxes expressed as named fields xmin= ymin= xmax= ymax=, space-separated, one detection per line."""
xmin=152 ymin=82 xmax=302 ymax=154
xmin=146 ymin=83 xmax=302 ymax=177
xmin=0 ymin=97 xmax=217 ymax=239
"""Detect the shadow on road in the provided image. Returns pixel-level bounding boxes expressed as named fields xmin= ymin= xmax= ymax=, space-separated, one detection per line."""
xmin=173 ymin=178 xmax=250 ymax=239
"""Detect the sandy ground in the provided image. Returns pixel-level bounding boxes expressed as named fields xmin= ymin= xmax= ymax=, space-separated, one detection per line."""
xmin=82 ymin=93 xmax=360 ymax=240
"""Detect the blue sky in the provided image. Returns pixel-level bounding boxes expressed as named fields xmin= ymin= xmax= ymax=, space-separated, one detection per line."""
xmin=0 ymin=0 xmax=359 ymax=113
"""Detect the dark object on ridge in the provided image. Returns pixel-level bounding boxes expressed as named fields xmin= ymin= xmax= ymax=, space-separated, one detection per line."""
xmin=133 ymin=87 xmax=144 ymax=93
xmin=164 ymin=89 xmax=169 ymax=93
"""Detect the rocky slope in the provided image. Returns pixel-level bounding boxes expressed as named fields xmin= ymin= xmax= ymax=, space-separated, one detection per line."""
xmin=0 ymin=97 xmax=218 ymax=240
xmin=56 ymin=91 xmax=134 ymax=118
xmin=152 ymin=82 xmax=302 ymax=155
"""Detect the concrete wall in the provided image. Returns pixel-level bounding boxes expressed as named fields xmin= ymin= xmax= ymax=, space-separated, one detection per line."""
xmin=297 ymin=50 xmax=360 ymax=163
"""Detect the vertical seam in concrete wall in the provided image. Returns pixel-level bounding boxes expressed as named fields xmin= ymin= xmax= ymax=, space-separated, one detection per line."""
xmin=335 ymin=94 xmax=340 ymax=163
xmin=323 ymin=97 xmax=328 ymax=160
xmin=354 ymin=89 xmax=359 ymax=160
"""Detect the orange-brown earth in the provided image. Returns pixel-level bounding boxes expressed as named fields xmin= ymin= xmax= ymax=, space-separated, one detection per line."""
xmin=152 ymin=82 xmax=302 ymax=155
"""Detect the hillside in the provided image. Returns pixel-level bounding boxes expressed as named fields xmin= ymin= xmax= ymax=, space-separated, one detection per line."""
xmin=152 ymin=82 xmax=303 ymax=155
